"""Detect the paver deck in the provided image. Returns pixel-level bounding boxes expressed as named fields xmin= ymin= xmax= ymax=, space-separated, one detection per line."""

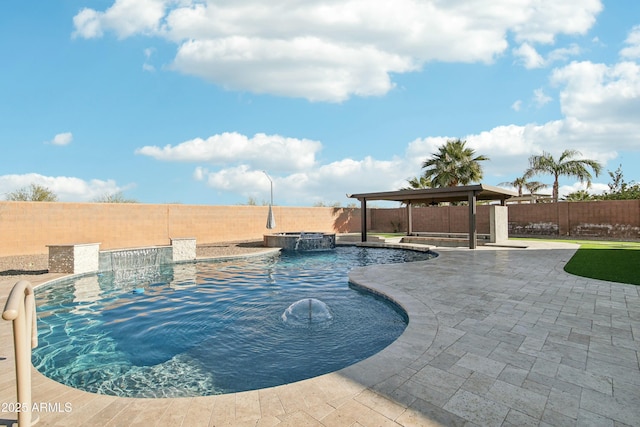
xmin=1 ymin=241 xmax=639 ymax=426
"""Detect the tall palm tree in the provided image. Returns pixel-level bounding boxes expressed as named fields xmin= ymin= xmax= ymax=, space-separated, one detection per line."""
xmin=422 ymin=139 xmax=489 ymax=187
xmin=498 ymin=174 xmax=547 ymax=197
xmin=526 ymin=149 xmax=603 ymax=202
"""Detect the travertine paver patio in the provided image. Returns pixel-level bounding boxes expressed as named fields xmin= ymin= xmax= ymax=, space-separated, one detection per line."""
xmin=1 ymin=241 xmax=639 ymax=426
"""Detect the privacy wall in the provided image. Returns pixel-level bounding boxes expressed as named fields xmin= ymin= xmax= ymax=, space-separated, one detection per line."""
xmin=367 ymin=200 xmax=640 ymax=240
xmin=1 ymin=199 xmax=637 ymax=257
xmin=506 ymin=199 xmax=640 ymax=239
xmin=0 ymin=202 xmax=360 ymax=256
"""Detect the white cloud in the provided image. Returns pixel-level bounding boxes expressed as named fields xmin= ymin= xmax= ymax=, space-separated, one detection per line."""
xmin=193 ymin=156 xmax=409 ymax=205
xmin=141 ymin=36 xmax=640 ymax=205
xmin=196 ymin=165 xmax=260 ymax=192
xmin=514 ymin=43 xmax=545 ymax=69
xmin=73 ymin=0 xmax=167 ymax=39
xmin=551 ymin=60 xmax=640 ymax=150
xmin=0 ymin=173 xmax=129 ymax=202
xmin=559 ymin=181 xmax=609 ymax=198
xmin=511 ymin=1 xmax=602 ymax=43
xmin=511 ymin=100 xmax=522 ymax=111
xmin=183 ymin=126 xmax=542 ymax=204
xmin=514 ymin=42 xmax=581 ymax=69
xmin=547 ymin=44 xmax=581 ymax=63
xmin=153 ymin=83 xmax=633 ymax=205
xmin=73 ymin=0 xmax=603 ymax=101
xmin=143 ymin=47 xmax=156 ymax=71
xmin=136 ymin=132 xmax=322 ymax=172
xmin=171 ymin=37 xmax=416 ymax=102
xmin=620 ymin=25 xmax=640 ymax=60
xmin=533 ymin=88 xmax=552 ymax=107
xmin=73 ymin=8 xmax=103 ymax=39
xmin=48 ymin=132 xmax=73 ymax=146
xmin=187 ymin=121 xmax=617 ymax=205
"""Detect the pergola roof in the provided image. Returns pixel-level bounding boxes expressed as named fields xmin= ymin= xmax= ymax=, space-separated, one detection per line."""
xmin=348 ymin=184 xmax=517 ymax=204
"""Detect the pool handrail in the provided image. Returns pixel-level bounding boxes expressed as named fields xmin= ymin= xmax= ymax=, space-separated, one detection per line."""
xmin=2 ymin=279 xmax=39 ymax=426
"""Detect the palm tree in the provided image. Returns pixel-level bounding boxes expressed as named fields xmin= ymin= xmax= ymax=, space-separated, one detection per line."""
xmin=401 ymin=175 xmax=431 ymax=190
xmin=563 ymin=190 xmax=595 ymax=201
xmin=498 ymin=174 xmax=547 ymax=197
xmin=526 ymin=149 xmax=603 ymax=202
xmin=422 ymin=139 xmax=489 ymax=187
xmin=524 ymin=180 xmax=548 ymax=195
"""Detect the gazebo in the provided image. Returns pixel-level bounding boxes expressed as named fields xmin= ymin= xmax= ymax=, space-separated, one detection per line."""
xmin=348 ymin=184 xmax=517 ymax=249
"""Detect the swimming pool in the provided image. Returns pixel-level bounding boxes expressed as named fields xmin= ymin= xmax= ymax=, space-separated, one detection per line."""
xmin=33 ymin=246 xmax=435 ymax=398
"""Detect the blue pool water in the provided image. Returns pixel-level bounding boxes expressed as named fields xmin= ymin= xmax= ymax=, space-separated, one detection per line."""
xmin=33 ymin=246 xmax=435 ymax=398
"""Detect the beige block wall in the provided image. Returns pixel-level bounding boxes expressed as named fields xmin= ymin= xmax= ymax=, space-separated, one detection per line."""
xmin=0 ymin=202 xmax=360 ymax=257
xmin=2 ymin=199 xmax=638 ymax=257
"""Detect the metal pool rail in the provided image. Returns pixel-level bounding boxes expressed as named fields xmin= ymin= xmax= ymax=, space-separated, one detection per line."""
xmin=2 ymin=280 xmax=39 ymax=426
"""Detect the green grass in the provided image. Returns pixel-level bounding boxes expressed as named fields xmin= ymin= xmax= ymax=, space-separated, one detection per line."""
xmin=516 ymin=238 xmax=640 ymax=285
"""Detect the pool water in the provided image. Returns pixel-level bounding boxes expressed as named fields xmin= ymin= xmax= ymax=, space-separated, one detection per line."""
xmin=33 ymin=246 xmax=435 ymax=398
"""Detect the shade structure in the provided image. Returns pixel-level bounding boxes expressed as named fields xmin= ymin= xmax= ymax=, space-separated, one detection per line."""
xmin=348 ymin=184 xmax=517 ymax=249
xmin=266 ymin=204 xmax=276 ymax=229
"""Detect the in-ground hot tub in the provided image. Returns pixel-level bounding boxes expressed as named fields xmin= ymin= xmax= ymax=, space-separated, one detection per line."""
xmin=263 ymin=232 xmax=336 ymax=251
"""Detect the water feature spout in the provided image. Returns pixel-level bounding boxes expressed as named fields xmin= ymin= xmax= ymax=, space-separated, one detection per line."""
xmin=282 ymin=298 xmax=333 ymax=327
xmin=264 ymin=232 xmax=335 ymax=251
xmin=108 ymin=247 xmax=162 ymax=283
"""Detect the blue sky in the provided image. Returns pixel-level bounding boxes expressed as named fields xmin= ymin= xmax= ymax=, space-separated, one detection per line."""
xmin=2 ymin=0 xmax=639 ymax=206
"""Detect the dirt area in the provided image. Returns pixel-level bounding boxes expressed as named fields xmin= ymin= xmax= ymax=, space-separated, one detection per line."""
xmin=0 ymin=240 xmax=268 ymax=284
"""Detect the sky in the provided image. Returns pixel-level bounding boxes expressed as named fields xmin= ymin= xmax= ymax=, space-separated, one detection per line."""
xmin=1 ymin=0 xmax=639 ymax=206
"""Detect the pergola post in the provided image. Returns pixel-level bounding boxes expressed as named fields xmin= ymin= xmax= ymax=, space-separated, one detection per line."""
xmin=468 ymin=191 xmax=477 ymax=249
xmin=406 ymin=202 xmax=413 ymax=235
xmin=360 ymin=198 xmax=367 ymax=242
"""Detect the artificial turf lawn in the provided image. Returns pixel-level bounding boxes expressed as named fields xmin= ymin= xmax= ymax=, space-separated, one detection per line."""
xmin=563 ymin=241 xmax=640 ymax=285
xmin=519 ymin=239 xmax=640 ymax=285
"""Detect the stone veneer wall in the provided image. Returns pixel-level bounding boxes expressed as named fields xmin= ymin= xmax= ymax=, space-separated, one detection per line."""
xmin=171 ymin=238 xmax=197 ymax=262
xmin=48 ymin=243 xmax=100 ymax=274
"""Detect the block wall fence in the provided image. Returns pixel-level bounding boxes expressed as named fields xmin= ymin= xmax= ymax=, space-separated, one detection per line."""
xmin=0 ymin=202 xmax=360 ymax=256
xmin=1 ymin=199 xmax=638 ymax=257
xmin=367 ymin=200 xmax=640 ymax=240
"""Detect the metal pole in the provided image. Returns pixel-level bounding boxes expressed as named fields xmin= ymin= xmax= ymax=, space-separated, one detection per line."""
xmin=360 ymin=198 xmax=367 ymax=242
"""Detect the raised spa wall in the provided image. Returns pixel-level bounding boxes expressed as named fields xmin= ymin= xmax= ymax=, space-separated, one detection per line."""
xmin=47 ymin=237 xmax=197 ymax=275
